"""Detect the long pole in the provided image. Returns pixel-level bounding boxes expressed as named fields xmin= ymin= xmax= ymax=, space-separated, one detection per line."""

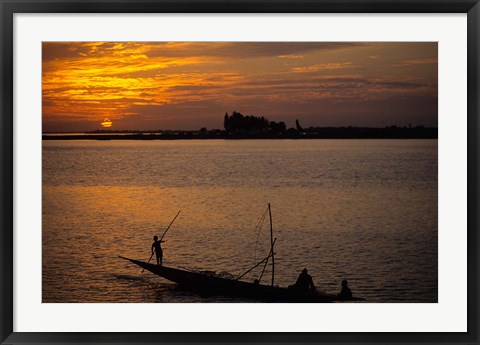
xmin=142 ymin=210 xmax=181 ymax=273
xmin=160 ymin=210 xmax=181 ymax=241
xmin=268 ymin=203 xmax=275 ymax=287
xmin=258 ymin=238 xmax=276 ymax=283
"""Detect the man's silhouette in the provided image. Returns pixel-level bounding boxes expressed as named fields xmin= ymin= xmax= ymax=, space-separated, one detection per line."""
xmin=295 ymin=268 xmax=316 ymax=291
xmin=339 ymin=279 xmax=352 ymax=299
xmin=151 ymin=235 xmax=165 ymax=266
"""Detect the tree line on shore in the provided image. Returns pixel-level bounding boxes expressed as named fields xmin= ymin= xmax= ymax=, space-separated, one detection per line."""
xmin=224 ymin=111 xmax=288 ymax=134
xmin=221 ymin=111 xmax=435 ymax=138
xmin=42 ymin=111 xmax=438 ymax=140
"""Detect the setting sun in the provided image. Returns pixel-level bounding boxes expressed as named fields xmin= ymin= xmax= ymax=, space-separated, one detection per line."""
xmin=101 ymin=118 xmax=112 ymax=128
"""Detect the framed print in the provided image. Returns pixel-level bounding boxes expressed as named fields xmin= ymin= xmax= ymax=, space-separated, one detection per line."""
xmin=1 ymin=0 xmax=479 ymax=344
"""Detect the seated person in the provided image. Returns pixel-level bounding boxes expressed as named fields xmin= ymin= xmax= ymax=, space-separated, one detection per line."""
xmin=295 ymin=268 xmax=316 ymax=291
xmin=339 ymin=279 xmax=352 ymax=299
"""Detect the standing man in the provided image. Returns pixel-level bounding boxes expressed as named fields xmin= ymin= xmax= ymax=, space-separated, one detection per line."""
xmin=151 ymin=235 xmax=165 ymax=266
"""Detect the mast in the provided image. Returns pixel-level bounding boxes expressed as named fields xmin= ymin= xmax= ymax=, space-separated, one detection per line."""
xmin=268 ymin=203 xmax=275 ymax=287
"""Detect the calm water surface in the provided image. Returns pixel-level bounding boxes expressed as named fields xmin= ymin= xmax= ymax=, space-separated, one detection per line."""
xmin=42 ymin=139 xmax=437 ymax=302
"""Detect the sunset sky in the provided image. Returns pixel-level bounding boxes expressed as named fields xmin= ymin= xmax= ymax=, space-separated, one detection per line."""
xmin=42 ymin=42 xmax=437 ymax=132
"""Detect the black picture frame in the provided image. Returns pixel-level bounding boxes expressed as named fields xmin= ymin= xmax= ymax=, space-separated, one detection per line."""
xmin=1 ymin=0 xmax=479 ymax=344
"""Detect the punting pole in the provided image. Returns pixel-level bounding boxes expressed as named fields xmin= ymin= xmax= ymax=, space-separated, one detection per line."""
xmin=160 ymin=210 xmax=181 ymax=241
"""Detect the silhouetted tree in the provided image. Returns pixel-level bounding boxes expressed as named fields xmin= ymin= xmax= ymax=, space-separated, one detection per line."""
xmin=270 ymin=121 xmax=287 ymax=133
xmin=295 ymin=119 xmax=303 ymax=131
xmin=223 ymin=111 xmax=291 ymax=135
xmin=224 ymin=112 xmax=230 ymax=131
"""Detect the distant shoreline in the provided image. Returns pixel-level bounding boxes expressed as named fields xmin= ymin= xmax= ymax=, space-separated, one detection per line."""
xmin=43 ymin=127 xmax=438 ymax=140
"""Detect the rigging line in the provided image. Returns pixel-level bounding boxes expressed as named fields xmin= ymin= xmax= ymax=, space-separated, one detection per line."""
xmin=253 ymin=206 xmax=268 ymax=264
xmin=253 ymin=207 xmax=268 ymax=262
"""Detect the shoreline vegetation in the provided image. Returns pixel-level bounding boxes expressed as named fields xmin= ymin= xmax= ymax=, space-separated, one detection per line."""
xmin=43 ymin=111 xmax=437 ymax=140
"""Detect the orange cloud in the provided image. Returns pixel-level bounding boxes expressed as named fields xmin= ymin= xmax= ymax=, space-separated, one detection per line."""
xmin=292 ymin=62 xmax=353 ymax=73
xmin=394 ymin=58 xmax=438 ymax=66
xmin=278 ymin=54 xmax=304 ymax=59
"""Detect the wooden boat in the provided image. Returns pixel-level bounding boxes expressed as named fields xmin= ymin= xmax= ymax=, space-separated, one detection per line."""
xmin=118 ymin=256 xmax=337 ymax=302
xmin=120 ymin=204 xmax=364 ymax=302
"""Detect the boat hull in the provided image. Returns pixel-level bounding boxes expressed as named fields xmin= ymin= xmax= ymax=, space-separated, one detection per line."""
xmin=119 ymin=256 xmax=336 ymax=303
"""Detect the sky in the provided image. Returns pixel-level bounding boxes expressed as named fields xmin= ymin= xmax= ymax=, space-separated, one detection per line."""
xmin=42 ymin=42 xmax=437 ymax=132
